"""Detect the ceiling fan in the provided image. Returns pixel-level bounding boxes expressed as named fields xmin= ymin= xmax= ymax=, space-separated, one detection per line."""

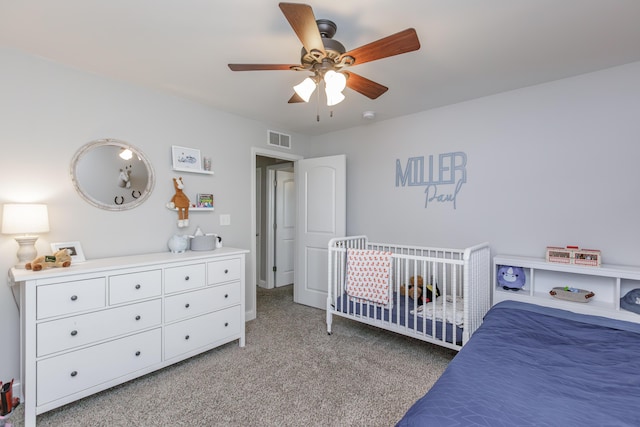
xmin=228 ymin=2 xmax=421 ymax=108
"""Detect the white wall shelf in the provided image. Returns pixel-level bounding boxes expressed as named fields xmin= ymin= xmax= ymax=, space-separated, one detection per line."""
xmin=167 ymin=206 xmax=214 ymax=212
xmin=172 ymin=167 xmax=214 ymax=175
xmin=493 ymin=255 xmax=640 ymax=324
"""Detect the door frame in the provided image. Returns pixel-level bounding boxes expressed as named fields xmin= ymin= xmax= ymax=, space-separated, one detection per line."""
xmin=250 ymin=147 xmax=302 ymax=320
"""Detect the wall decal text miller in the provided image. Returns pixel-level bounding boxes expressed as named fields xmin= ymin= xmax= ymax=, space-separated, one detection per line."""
xmin=395 ymin=152 xmax=467 ymax=209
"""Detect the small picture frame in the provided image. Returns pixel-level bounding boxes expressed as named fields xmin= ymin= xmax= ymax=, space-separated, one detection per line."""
xmin=171 ymin=145 xmax=202 ymax=171
xmin=574 ymin=249 xmax=601 ymax=267
xmin=51 ymin=241 xmax=86 ymax=263
xmin=546 ymin=246 xmax=572 ymax=264
xmin=197 ymin=193 xmax=214 ymax=208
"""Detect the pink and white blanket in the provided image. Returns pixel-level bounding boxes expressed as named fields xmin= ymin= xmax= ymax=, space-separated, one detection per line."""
xmin=346 ymin=248 xmax=393 ymax=307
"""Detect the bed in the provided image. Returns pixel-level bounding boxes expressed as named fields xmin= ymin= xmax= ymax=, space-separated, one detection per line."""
xmin=326 ymin=236 xmax=491 ymax=351
xmin=397 ymin=300 xmax=640 ymax=426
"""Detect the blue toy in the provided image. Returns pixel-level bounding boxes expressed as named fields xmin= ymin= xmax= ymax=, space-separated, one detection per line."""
xmin=497 ymin=265 xmax=526 ymax=291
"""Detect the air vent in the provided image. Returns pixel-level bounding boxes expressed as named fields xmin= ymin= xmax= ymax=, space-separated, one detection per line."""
xmin=267 ymin=130 xmax=291 ymax=149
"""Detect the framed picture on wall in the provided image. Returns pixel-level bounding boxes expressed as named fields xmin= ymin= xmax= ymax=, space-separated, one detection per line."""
xmin=51 ymin=241 xmax=86 ymax=263
xmin=197 ymin=193 xmax=214 ymax=208
xmin=171 ymin=145 xmax=202 ymax=171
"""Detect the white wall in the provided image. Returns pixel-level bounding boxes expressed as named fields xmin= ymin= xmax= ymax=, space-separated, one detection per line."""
xmin=0 ymin=48 xmax=306 ymax=383
xmin=303 ymin=61 xmax=640 ymax=266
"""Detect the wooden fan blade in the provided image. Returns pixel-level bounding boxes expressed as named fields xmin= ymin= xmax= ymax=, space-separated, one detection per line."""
xmin=345 ymin=72 xmax=388 ymax=99
xmin=288 ymin=93 xmax=306 ymax=103
xmin=279 ymin=2 xmax=325 ymax=57
xmin=228 ymin=64 xmax=298 ymax=71
xmin=339 ymin=28 xmax=420 ymax=66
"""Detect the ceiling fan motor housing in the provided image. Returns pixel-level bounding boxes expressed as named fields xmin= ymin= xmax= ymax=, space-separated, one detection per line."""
xmin=300 ymin=19 xmax=346 ymax=66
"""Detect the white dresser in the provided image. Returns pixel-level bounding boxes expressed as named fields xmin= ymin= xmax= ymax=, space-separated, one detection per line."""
xmin=9 ymin=247 xmax=248 ymax=427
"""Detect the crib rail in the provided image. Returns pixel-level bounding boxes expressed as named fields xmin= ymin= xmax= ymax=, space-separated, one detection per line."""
xmin=327 ymin=236 xmax=490 ymax=351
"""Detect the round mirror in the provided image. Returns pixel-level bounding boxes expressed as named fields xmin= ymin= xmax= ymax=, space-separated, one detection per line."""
xmin=71 ymin=139 xmax=155 ymax=211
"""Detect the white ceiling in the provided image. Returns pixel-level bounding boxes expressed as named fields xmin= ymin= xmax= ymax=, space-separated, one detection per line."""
xmin=2 ymin=1 xmax=640 ymax=136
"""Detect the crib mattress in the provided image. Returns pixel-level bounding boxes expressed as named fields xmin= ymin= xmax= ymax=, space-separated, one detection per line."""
xmin=397 ymin=300 xmax=640 ymax=426
xmin=335 ymin=292 xmax=464 ymax=345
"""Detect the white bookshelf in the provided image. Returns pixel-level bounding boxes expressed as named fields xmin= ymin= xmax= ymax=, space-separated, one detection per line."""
xmin=493 ymin=255 xmax=640 ymax=324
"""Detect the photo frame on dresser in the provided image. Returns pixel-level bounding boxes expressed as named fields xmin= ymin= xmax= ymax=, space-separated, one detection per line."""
xmin=51 ymin=241 xmax=86 ymax=262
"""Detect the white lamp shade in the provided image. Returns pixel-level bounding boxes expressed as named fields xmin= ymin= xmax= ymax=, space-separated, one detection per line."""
xmin=2 ymin=204 xmax=50 ymax=235
xmin=293 ymin=77 xmax=317 ymax=102
xmin=325 ymin=89 xmax=345 ymax=106
xmin=324 ymin=71 xmax=347 ymax=106
xmin=324 ymin=70 xmax=347 ymax=92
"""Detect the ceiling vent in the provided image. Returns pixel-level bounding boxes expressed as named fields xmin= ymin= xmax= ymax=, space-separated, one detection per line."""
xmin=267 ymin=130 xmax=291 ymax=149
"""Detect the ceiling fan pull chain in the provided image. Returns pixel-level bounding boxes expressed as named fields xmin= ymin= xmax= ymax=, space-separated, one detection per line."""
xmin=316 ymin=85 xmax=320 ymax=122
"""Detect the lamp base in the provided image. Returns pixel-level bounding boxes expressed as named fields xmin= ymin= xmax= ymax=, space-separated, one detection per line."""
xmin=14 ymin=236 xmax=39 ymax=269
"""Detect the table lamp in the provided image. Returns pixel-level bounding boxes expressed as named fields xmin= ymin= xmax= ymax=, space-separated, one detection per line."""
xmin=2 ymin=204 xmax=50 ymax=268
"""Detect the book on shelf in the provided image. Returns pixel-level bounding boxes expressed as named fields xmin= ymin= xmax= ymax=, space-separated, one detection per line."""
xmin=196 ymin=193 xmax=214 ymax=208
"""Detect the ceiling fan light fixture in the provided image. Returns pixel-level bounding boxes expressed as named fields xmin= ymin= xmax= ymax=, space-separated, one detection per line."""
xmin=324 ymin=70 xmax=346 ymax=106
xmin=324 ymin=70 xmax=346 ymax=92
xmin=293 ymin=77 xmax=317 ymax=102
xmin=325 ymin=88 xmax=345 ymax=106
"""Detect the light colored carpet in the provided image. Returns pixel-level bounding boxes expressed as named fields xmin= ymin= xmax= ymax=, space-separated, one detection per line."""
xmin=9 ymin=285 xmax=455 ymax=426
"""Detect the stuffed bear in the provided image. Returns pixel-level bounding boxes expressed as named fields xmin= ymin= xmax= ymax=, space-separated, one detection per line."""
xmin=400 ymin=276 xmax=423 ymax=301
xmin=400 ymin=276 xmax=441 ymax=305
xmin=25 ymin=249 xmax=72 ymax=271
xmin=497 ymin=265 xmax=526 ymax=291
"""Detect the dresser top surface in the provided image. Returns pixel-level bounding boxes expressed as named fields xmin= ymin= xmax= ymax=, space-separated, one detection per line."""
xmin=9 ymin=247 xmax=249 ymax=283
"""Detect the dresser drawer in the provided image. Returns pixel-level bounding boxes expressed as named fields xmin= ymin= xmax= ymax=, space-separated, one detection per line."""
xmin=36 ymin=328 xmax=161 ymax=405
xmin=208 ymin=258 xmax=241 ymax=285
xmin=109 ymin=269 xmax=161 ymax=305
xmin=37 ymin=299 xmax=162 ymax=357
xmin=164 ymin=283 xmax=241 ymax=323
xmin=164 ymin=305 xmax=242 ymax=360
xmin=165 ymin=263 xmax=206 ymax=294
xmin=37 ymin=278 xmax=106 ymax=319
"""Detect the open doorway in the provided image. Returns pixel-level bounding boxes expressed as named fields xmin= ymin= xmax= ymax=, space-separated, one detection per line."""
xmin=250 ymin=149 xmax=346 ymax=320
xmin=250 ymin=148 xmax=302 ymax=321
xmin=256 ymin=157 xmax=295 ymax=289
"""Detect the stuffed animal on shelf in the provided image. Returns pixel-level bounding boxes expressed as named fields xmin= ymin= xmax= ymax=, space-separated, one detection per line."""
xmin=167 ymin=177 xmax=190 ymax=228
xmin=497 ymin=265 xmax=526 ymax=291
xmin=25 ymin=249 xmax=72 ymax=271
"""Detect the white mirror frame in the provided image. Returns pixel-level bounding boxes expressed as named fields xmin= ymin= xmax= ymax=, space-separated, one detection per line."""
xmin=70 ymin=138 xmax=155 ymax=211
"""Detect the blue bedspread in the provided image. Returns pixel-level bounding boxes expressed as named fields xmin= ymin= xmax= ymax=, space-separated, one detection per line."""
xmin=397 ymin=301 xmax=640 ymax=426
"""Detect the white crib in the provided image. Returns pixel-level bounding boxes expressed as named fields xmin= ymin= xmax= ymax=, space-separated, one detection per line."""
xmin=327 ymin=236 xmax=491 ymax=351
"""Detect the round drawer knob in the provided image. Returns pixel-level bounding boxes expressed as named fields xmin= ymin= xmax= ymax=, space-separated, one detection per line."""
xmin=135 ymin=351 xmax=141 ymax=356
xmin=70 ymin=295 xmax=78 ymax=301
xmin=184 ymin=276 xmax=190 ymax=281
xmin=185 ymin=335 xmax=190 ymax=340
xmin=185 ymin=303 xmax=190 ymax=308
xmin=70 ymin=371 xmax=78 ymax=377
xmin=135 ymin=284 xmax=141 ymax=290
xmin=224 ymin=322 xmax=229 ymax=327
xmin=224 ymin=269 xmax=229 ymax=274
xmin=70 ymin=330 xmax=78 ymax=336
xmin=224 ymin=294 xmax=229 ymax=298
xmin=135 ymin=315 xmax=141 ymax=321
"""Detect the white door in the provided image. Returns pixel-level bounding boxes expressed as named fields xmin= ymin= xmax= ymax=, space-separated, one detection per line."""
xmin=255 ymin=168 xmax=262 ymax=287
xmin=275 ymin=170 xmax=295 ymax=287
xmin=294 ymin=155 xmax=346 ymax=309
